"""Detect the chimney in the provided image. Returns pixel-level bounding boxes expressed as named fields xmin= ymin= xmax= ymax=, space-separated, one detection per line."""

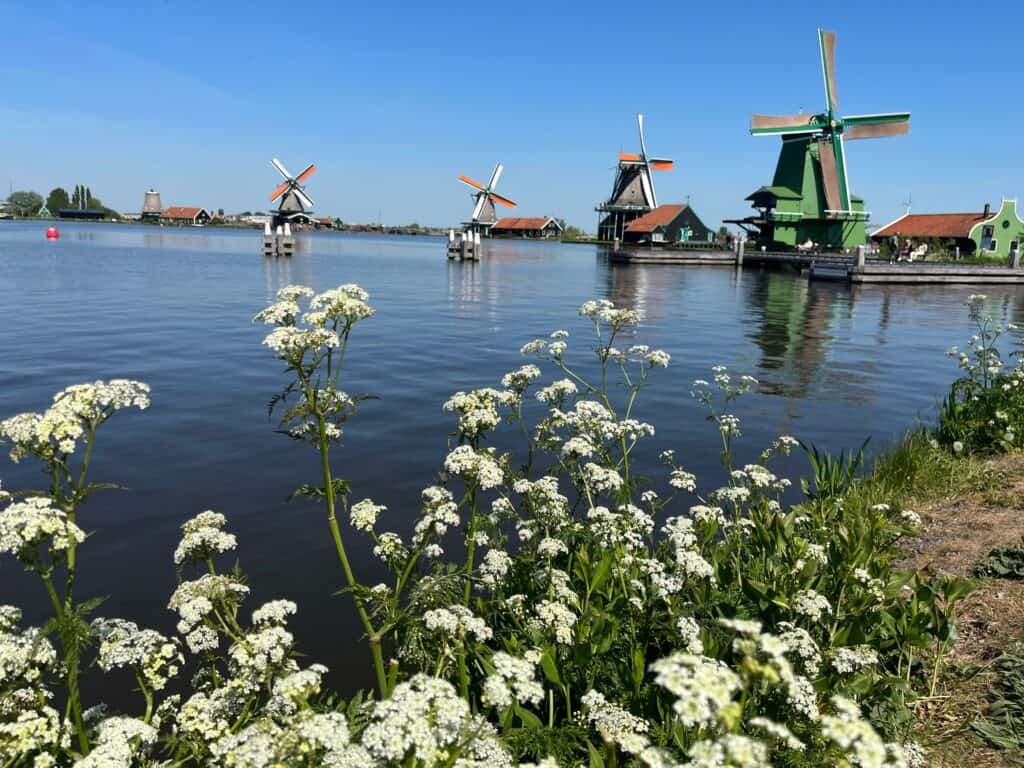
xmin=984 ymin=202 xmax=991 ymax=217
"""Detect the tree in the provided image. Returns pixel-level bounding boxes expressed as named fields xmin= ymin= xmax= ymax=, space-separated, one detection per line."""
xmin=7 ymin=190 xmax=44 ymax=217
xmin=46 ymin=187 xmax=70 ymax=213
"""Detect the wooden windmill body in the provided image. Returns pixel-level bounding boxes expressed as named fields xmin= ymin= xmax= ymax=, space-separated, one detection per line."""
xmin=728 ymin=30 xmax=910 ymax=251
xmin=458 ymin=163 xmax=517 ymax=238
xmin=596 ymin=114 xmax=673 ymax=242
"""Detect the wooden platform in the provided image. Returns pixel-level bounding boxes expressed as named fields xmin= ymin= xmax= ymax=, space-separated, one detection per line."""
xmin=609 ymin=248 xmax=735 ymax=265
xmin=611 ymin=246 xmax=1024 ymax=285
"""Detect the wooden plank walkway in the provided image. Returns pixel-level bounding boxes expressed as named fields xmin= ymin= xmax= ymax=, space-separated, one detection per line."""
xmin=610 ymin=246 xmax=1024 ymax=285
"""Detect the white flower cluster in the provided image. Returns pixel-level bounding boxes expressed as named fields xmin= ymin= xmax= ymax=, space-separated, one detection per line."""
xmin=501 ymin=364 xmax=542 ymax=393
xmin=580 ymin=689 xmax=651 ymax=754
xmin=373 ymin=532 xmax=408 ymax=566
xmin=580 ymin=462 xmax=623 ymax=494
xmin=168 ymin=574 xmax=250 ymax=649
xmin=626 ymin=345 xmax=670 ymax=368
xmin=0 ymin=606 xmax=57 ymax=688
xmin=649 ymin=652 xmax=741 ymax=729
xmin=662 ymin=516 xmax=715 ymax=584
xmin=444 ymin=446 xmax=504 ymax=489
xmin=822 ymin=696 xmax=911 ymax=767
xmin=588 ymin=504 xmax=653 ymax=552
xmin=676 ymin=616 xmax=704 ymax=655
xmin=669 ymin=468 xmax=697 ymax=492
xmin=535 ymin=378 xmax=577 ymax=405
xmin=75 ymin=716 xmax=157 ymax=768
xmin=174 ymin=510 xmax=237 ymax=566
xmin=579 ymin=299 xmax=643 ymax=327
xmin=478 ymin=549 xmax=513 ymax=589
xmin=533 ymin=600 xmax=577 ymax=644
xmin=92 ymin=618 xmax=182 ymax=691
xmin=761 ymin=435 xmax=800 ymax=461
xmin=551 ymin=400 xmax=654 ymax=448
xmin=309 ymin=283 xmax=375 ymax=325
xmin=792 ymin=589 xmax=832 ymax=622
xmin=776 ymin=622 xmax=822 ymax=677
xmin=444 ymin=388 xmax=516 ymax=437
xmin=721 ymin=619 xmax=818 ymax=720
xmin=1 ymin=380 xmax=150 ymax=464
xmin=830 ymin=645 xmax=880 ymax=675
xmin=228 ymin=624 xmax=296 ymax=687
xmin=513 ymin=476 xmax=570 ymax=541
xmin=361 ymin=674 xmax=507 ymax=765
xmin=350 ymin=498 xmax=386 ymax=532
xmin=1 ymin=380 xmax=150 ymax=462
xmin=423 ymin=605 xmax=493 ymax=642
xmin=0 ymin=497 xmax=86 ymax=563
xmin=252 ymin=600 xmax=298 ymax=626
xmin=481 ymin=652 xmax=544 ymax=709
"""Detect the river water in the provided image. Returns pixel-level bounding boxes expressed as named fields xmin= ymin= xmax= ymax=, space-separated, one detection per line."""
xmin=1 ymin=221 xmax=1021 ymax=692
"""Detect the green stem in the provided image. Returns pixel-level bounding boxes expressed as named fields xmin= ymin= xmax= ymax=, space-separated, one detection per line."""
xmin=314 ymin=408 xmax=387 ymax=697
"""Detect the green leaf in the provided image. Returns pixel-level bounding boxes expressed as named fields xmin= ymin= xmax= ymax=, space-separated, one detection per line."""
xmin=588 ymin=743 xmax=606 ymax=768
xmin=540 ymin=648 xmax=562 ymax=686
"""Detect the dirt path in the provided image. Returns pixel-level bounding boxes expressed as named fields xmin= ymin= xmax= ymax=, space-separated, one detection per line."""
xmin=901 ymin=454 xmax=1024 ymax=766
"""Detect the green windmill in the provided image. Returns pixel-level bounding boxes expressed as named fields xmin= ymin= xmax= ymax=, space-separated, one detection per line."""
xmin=731 ymin=30 xmax=911 ymax=251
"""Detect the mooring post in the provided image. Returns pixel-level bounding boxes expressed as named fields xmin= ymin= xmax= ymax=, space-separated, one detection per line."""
xmin=473 ymin=231 xmax=481 ymax=261
xmin=736 ymin=238 xmax=745 ymax=267
xmin=955 ymin=246 xmax=961 ymax=261
xmin=856 ymin=245 xmax=865 ymax=269
xmin=262 ymin=221 xmax=274 ymax=257
xmin=1012 ymin=248 xmax=1021 ymax=269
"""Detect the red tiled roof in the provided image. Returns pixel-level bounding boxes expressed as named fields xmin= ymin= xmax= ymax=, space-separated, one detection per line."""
xmin=161 ymin=207 xmax=206 ymax=219
xmin=492 ymin=217 xmax=553 ymax=230
xmin=625 ymin=204 xmax=687 ymax=233
xmin=872 ymin=212 xmax=988 ymax=239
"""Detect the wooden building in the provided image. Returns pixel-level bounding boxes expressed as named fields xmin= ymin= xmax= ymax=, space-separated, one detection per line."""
xmin=871 ymin=200 xmax=1024 ymax=260
xmin=622 ymin=204 xmax=712 ymax=245
xmin=491 ymin=216 xmax=564 ymax=239
xmin=160 ymin=207 xmax=211 ymax=226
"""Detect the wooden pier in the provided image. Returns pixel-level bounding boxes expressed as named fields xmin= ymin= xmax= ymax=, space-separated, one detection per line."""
xmin=611 ymin=242 xmax=1024 ymax=285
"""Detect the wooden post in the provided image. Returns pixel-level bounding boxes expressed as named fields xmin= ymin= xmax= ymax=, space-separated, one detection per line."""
xmin=856 ymin=245 xmax=865 ymax=268
xmin=955 ymin=246 xmax=960 ymax=261
xmin=1012 ymin=248 xmax=1021 ymax=269
xmin=736 ymin=238 xmax=745 ymax=266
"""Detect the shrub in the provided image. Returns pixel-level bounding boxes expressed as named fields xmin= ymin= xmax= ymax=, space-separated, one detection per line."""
xmin=0 ymin=287 xmax=957 ymax=767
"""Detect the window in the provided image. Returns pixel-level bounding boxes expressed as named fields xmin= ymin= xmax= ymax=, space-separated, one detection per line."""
xmin=1003 ymin=220 xmax=1011 ymax=229
xmin=989 ymin=239 xmax=998 ymax=252
xmin=983 ymin=225 xmax=994 ymax=238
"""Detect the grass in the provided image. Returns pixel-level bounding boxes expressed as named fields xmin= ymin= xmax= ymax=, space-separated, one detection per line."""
xmin=875 ymin=444 xmax=1024 ymax=767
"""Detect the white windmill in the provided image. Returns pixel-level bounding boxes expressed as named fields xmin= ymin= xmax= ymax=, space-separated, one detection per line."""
xmin=268 ymin=157 xmax=316 ymax=226
xmin=457 ymin=162 xmax=517 ymax=237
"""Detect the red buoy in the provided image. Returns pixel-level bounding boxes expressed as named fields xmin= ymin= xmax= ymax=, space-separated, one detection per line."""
xmin=45 ymin=227 xmax=59 ymax=240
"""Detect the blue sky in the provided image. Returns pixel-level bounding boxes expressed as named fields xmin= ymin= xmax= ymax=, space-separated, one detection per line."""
xmin=2 ymin=0 xmax=1021 ymax=231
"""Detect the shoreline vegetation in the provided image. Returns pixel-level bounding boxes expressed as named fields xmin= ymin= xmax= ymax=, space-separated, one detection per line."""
xmin=1 ymin=292 xmax=1022 ymax=767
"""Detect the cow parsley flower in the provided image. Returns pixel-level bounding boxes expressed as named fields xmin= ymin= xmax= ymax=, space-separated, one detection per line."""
xmin=793 ymin=589 xmax=832 ymax=622
xmin=478 ymin=549 xmax=513 ymax=588
xmin=361 ymin=674 xmax=474 ymax=764
xmin=535 ymin=378 xmax=578 ymax=405
xmin=168 ymin=574 xmax=249 ymax=635
xmin=350 ymin=498 xmax=385 ymax=532
xmin=533 ymin=601 xmax=577 ymax=644
xmin=669 ymin=468 xmax=697 ymax=492
xmin=830 ymin=646 xmax=880 ymax=675
xmin=650 ymin=652 xmax=741 ymax=729
xmin=0 ymin=497 xmax=86 ymax=565
xmin=92 ymin=618 xmax=182 ymax=691
xmin=581 ymin=463 xmax=622 ymax=494
xmin=174 ymin=510 xmax=237 ymax=566
xmin=423 ymin=605 xmax=492 ymax=641
xmin=482 ymin=653 xmax=544 ymax=709
xmin=580 ymin=690 xmax=650 ymax=754
xmin=444 ymin=446 xmax=504 ymax=489
xmin=252 ymin=600 xmax=298 ymax=626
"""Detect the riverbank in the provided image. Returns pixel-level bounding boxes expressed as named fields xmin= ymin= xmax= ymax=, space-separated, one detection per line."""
xmin=895 ymin=451 xmax=1024 ymax=766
